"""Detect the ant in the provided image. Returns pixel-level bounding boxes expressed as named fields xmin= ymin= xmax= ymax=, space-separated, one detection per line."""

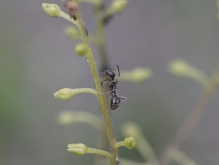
xmin=101 ymin=65 xmax=127 ymax=110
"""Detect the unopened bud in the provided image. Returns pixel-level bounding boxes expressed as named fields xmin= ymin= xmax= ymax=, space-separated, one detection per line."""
xmin=65 ymin=26 xmax=80 ymax=39
xmin=54 ymin=88 xmax=97 ymax=100
xmin=124 ymin=137 xmax=137 ymax=150
xmin=42 ymin=3 xmax=60 ymax=17
xmin=58 ymin=111 xmax=74 ymax=125
xmin=54 ymin=88 xmax=75 ymax=100
xmin=75 ymin=43 xmax=89 ymax=56
xmin=67 ymin=143 xmax=88 ymax=156
xmin=110 ymin=0 xmax=128 ymax=13
xmin=131 ymin=68 xmax=152 ymax=83
xmin=168 ymin=59 xmax=189 ymax=77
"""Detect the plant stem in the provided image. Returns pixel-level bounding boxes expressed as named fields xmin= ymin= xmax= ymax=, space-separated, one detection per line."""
xmin=94 ymin=3 xmax=111 ymax=165
xmin=95 ymin=8 xmax=109 ymax=70
xmin=135 ymin=132 xmax=159 ymax=165
xmin=160 ymin=64 xmax=219 ymax=165
xmin=74 ymin=1 xmax=118 ymax=165
xmin=119 ymin=158 xmax=153 ymax=165
xmin=168 ymin=149 xmax=198 ymax=165
xmin=87 ymin=147 xmax=111 ymax=159
xmin=122 ymin=122 xmax=159 ymax=165
xmin=114 ymin=141 xmax=125 ymax=148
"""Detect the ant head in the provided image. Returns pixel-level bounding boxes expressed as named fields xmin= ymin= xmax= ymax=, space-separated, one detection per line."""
xmin=104 ymin=70 xmax=115 ymax=78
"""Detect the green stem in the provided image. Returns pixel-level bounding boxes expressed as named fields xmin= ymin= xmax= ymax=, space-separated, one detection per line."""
xmin=160 ymin=64 xmax=219 ymax=165
xmin=73 ymin=1 xmax=118 ymax=165
xmin=119 ymin=158 xmax=153 ymax=165
xmin=95 ymin=3 xmax=109 ymax=69
xmin=59 ymin=11 xmax=77 ymax=24
xmin=168 ymin=149 xmax=198 ymax=165
xmin=114 ymin=141 xmax=125 ymax=149
xmin=186 ymin=67 xmax=208 ymax=87
xmin=93 ymin=3 xmax=111 ymax=165
xmin=96 ymin=16 xmax=109 ymax=69
xmin=136 ymin=134 xmax=159 ymax=165
xmin=58 ymin=111 xmax=103 ymax=129
xmin=122 ymin=122 xmax=159 ymax=165
xmin=87 ymin=147 xmax=111 ymax=159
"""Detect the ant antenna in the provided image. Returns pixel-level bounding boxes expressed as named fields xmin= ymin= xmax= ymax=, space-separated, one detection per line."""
xmin=115 ymin=65 xmax=120 ymax=77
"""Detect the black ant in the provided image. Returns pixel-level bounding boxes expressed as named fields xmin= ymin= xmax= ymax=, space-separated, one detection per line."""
xmin=101 ymin=65 xmax=127 ymax=110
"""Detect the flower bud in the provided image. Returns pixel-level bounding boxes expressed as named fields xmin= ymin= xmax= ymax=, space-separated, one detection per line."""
xmin=54 ymin=88 xmax=75 ymax=100
xmin=75 ymin=43 xmax=89 ymax=56
xmin=67 ymin=143 xmax=88 ymax=156
xmin=65 ymin=26 xmax=80 ymax=39
xmin=58 ymin=111 xmax=74 ymax=125
xmin=42 ymin=3 xmax=60 ymax=17
xmin=168 ymin=59 xmax=189 ymax=77
xmin=54 ymin=88 xmax=97 ymax=100
xmin=124 ymin=137 xmax=137 ymax=150
xmin=131 ymin=67 xmax=152 ymax=83
xmin=110 ymin=0 xmax=128 ymax=13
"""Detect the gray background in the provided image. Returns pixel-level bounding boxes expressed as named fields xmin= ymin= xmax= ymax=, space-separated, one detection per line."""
xmin=1 ymin=0 xmax=219 ymax=165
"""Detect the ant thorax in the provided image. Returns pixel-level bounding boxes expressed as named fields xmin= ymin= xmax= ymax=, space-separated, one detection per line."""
xmin=109 ymin=81 xmax=118 ymax=89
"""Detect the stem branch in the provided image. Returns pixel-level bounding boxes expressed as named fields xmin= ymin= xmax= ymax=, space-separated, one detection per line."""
xmin=74 ymin=1 xmax=118 ymax=165
xmin=160 ymin=64 xmax=219 ymax=165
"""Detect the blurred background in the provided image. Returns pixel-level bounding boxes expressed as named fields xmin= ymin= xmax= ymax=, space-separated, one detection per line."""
xmin=1 ymin=0 xmax=219 ymax=165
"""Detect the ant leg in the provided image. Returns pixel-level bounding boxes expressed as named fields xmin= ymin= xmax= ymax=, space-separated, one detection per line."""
xmin=102 ymin=77 xmax=111 ymax=83
xmin=101 ymin=79 xmax=118 ymax=89
xmin=118 ymin=96 xmax=127 ymax=100
xmin=101 ymin=77 xmax=111 ymax=86
xmin=115 ymin=65 xmax=120 ymax=77
xmin=109 ymin=65 xmax=120 ymax=77
xmin=109 ymin=80 xmax=118 ymax=84
xmin=104 ymin=88 xmax=119 ymax=96
xmin=109 ymin=80 xmax=118 ymax=88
